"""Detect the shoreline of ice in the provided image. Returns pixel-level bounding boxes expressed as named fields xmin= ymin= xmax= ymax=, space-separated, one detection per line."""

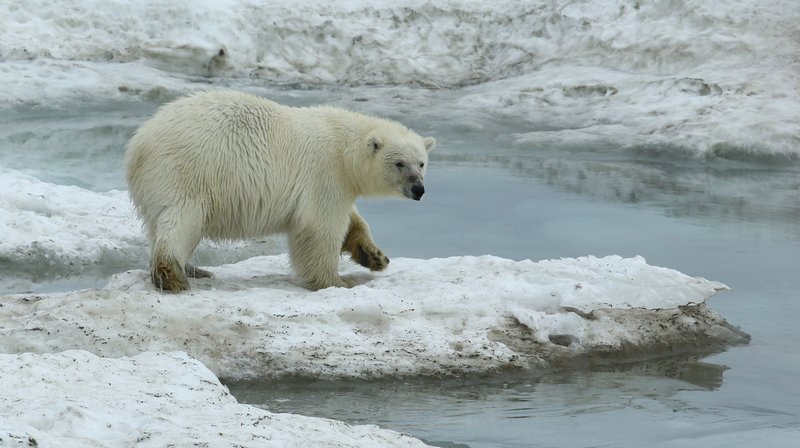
xmin=0 ymin=350 xmax=429 ymax=448
xmin=0 ymin=254 xmax=749 ymax=380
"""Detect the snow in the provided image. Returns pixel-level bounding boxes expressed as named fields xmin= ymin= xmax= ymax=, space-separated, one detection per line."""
xmin=1 ymin=0 xmax=798 ymax=157
xmin=0 ymin=168 xmax=140 ymax=267
xmin=0 ymin=350 xmax=428 ymax=447
xmin=1 ymin=254 xmax=747 ymax=380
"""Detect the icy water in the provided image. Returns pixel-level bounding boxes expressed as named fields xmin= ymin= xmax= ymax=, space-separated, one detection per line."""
xmin=2 ymin=101 xmax=799 ymax=447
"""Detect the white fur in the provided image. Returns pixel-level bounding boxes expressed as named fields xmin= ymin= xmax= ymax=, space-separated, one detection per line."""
xmin=125 ymin=90 xmax=435 ymax=290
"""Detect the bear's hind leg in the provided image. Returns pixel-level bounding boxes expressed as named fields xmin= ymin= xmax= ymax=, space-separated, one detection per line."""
xmin=341 ymin=207 xmax=389 ymax=272
xmin=150 ymin=206 xmax=204 ymax=292
xmin=185 ymin=264 xmax=213 ymax=278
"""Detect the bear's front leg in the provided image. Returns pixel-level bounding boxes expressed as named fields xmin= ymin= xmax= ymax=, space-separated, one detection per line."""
xmin=289 ymin=227 xmax=352 ymax=290
xmin=152 ymin=251 xmax=190 ymax=292
xmin=341 ymin=207 xmax=390 ymax=272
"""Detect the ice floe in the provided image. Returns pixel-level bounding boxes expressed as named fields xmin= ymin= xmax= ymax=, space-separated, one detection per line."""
xmin=0 ymin=254 xmax=748 ymax=380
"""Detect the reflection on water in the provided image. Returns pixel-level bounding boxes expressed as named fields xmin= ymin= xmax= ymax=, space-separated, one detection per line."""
xmin=227 ymin=357 xmax=728 ymax=448
xmin=433 ymin=150 xmax=800 ymax=241
xmin=0 ymin=104 xmax=155 ymax=191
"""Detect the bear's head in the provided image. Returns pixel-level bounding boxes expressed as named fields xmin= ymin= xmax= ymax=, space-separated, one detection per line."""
xmin=364 ymin=128 xmax=435 ymax=201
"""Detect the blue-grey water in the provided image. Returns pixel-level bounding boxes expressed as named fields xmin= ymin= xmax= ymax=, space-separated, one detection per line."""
xmin=1 ymin=99 xmax=798 ymax=447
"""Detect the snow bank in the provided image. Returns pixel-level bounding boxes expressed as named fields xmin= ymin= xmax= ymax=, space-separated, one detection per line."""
xmin=0 ymin=168 xmax=140 ymax=266
xmin=0 ymin=254 xmax=748 ymax=380
xmin=3 ymin=0 xmax=795 ymax=88
xmin=1 ymin=0 xmax=798 ymax=157
xmin=0 ymin=350 xmax=428 ymax=447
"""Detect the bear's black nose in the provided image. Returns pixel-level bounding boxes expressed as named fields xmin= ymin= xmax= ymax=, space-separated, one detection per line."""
xmin=411 ymin=184 xmax=425 ymax=201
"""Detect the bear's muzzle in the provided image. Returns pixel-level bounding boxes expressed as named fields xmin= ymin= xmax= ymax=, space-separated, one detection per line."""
xmin=409 ymin=182 xmax=425 ymax=201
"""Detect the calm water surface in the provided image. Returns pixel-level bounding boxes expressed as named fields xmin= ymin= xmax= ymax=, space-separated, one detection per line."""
xmin=2 ymin=102 xmax=798 ymax=447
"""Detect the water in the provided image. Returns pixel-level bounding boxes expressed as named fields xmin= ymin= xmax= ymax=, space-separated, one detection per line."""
xmin=2 ymin=99 xmax=797 ymax=446
xmin=228 ymin=360 xmax=778 ymax=448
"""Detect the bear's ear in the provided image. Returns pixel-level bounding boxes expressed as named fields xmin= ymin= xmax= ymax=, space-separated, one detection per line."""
xmin=423 ymin=136 xmax=436 ymax=153
xmin=368 ymin=136 xmax=384 ymax=153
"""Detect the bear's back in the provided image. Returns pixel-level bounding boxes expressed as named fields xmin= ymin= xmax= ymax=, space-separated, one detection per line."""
xmin=126 ymin=91 xmax=336 ymax=239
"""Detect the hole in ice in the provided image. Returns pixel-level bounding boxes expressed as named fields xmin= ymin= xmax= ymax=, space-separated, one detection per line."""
xmin=548 ymin=334 xmax=577 ymax=347
xmin=561 ymin=85 xmax=619 ymax=98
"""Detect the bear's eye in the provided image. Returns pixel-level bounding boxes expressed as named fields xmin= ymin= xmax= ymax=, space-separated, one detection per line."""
xmin=395 ymin=161 xmax=405 ymax=169
xmin=419 ymin=162 xmax=425 ymax=168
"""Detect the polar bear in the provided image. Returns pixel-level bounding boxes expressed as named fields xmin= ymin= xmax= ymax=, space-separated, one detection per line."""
xmin=125 ymin=90 xmax=434 ymax=292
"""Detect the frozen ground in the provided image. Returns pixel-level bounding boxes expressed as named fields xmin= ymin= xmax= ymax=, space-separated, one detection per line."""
xmin=0 ymin=350 xmax=428 ymax=447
